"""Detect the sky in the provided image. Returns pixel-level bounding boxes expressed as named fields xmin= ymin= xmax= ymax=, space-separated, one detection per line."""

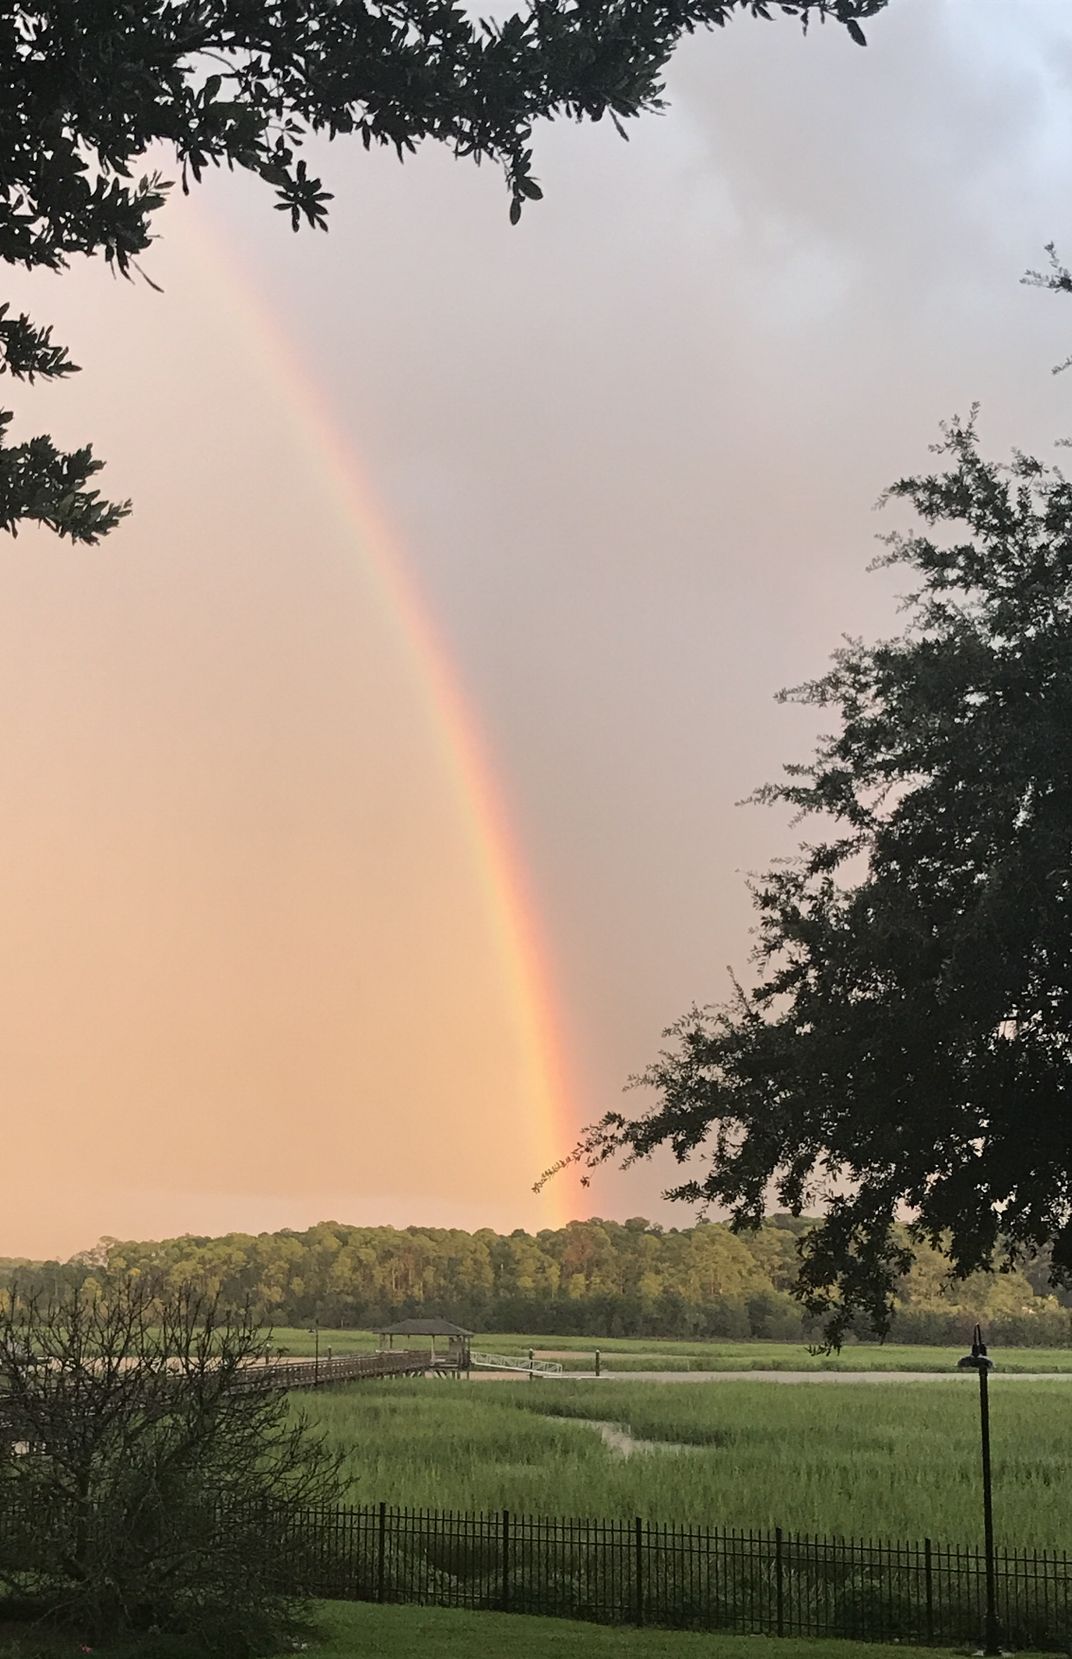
xmin=4 ymin=0 xmax=1072 ymax=1259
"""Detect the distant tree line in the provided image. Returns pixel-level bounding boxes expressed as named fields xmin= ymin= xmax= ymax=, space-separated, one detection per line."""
xmin=1 ymin=1217 xmax=1069 ymax=1347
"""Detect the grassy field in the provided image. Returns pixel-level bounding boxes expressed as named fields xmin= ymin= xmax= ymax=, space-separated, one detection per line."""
xmin=271 ymin=1326 xmax=1072 ymax=1373
xmin=480 ymin=1334 xmax=1072 ymax=1373
xmin=304 ymin=1376 xmax=1072 ymax=1548
xmin=0 ymin=1604 xmax=1053 ymax=1658
xmin=302 ymin=1602 xmax=1055 ymax=1658
xmin=271 ymin=1326 xmax=379 ymax=1357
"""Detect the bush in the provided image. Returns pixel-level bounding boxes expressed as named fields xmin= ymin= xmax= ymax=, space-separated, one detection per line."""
xmin=0 ymin=1280 xmax=344 ymax=1654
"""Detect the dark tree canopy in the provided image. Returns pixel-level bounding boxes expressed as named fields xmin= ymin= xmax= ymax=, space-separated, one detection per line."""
xmin=568 ymin=411 xmax=1072 ymax=1345
xmin=0 ymin=0 xmax=887 ymax=541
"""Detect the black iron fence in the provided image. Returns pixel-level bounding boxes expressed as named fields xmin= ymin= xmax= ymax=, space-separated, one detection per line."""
xmin=2 ymin=1489 xmax=1069 ymax=1650
xmin=277 ymin=1501 xmax=1070 ymax=1650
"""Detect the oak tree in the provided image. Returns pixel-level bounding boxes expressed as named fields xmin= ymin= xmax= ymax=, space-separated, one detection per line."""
xmin=0 ymin=0 xmax=887 ymax=541
xmin=567 ymin=410 xmax=1072 ymax=1344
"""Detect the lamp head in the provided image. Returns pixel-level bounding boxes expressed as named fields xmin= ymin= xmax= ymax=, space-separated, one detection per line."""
xmin=957 ymin=1322 xmax=995 ymax=1371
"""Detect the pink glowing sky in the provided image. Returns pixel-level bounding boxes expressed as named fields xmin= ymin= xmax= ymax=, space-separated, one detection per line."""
xmin=3 ymin=0 xmax=1072 ymax=1258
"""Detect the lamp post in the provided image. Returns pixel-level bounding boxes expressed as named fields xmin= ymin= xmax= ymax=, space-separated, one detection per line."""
xmin=956 ymin=1324 xmax=1000 ymax=1656
xmin=309 ymin=1318 xmax=320 ymax=1387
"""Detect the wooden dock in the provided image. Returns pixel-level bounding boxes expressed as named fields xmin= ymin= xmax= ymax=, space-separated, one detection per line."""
xmin=0 ymin=1350 xmax=454 ymax=1444
xmin=257 ymin=1349 xmax=456 ymax=1389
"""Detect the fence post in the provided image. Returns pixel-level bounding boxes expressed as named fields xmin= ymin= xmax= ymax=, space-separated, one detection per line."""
xmin=377 ymin=1502 xmax=387 ymax=1604
xmin=924 ymin=1537 xmax=933 ymax=1645
xmin=775 ymin=1526 xmax=785 ymax=1636
xmin=502 ymin=1509 xmax=510 ymax=1610
xmin=635 ymin=1516 xmax=644 ymax=1626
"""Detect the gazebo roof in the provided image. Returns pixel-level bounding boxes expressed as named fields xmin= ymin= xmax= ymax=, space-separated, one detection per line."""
xmin=378 ymin=1317 xmax=473 ymax=1338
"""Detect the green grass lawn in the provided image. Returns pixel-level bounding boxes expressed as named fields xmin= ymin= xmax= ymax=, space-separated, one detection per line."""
xmin=487 ymin=1335 xmax=1072 ymax=1374
xmin=0 ymin=1603 xmax=1053 ymax=1658
xmin=270 ymin=1327 xmax=380 ymax=1358
xmin=304 ymin=1601 xmax=1053 ymax=1658
xmin=304 ymin=1375 xmax=1072 ymax=1547
xmin=270 ymin=1326 xmax=1072 ymax=1373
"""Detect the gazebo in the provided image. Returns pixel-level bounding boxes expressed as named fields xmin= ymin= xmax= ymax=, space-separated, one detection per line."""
xmin=377 ymin=1317 xmax=473 ymax=1371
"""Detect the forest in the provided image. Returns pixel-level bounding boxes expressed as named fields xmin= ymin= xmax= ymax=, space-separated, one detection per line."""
xmin=2 ymin=1217 xmax=1069 ymax=1346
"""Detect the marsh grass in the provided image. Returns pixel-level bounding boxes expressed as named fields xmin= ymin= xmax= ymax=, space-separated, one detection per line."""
xmin=304 ymin=1377 xmax=1072 ymax=1548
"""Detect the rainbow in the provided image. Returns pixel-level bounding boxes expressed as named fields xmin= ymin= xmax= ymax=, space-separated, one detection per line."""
xmin=182 ymin=205 xmax=583 ymax=1228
